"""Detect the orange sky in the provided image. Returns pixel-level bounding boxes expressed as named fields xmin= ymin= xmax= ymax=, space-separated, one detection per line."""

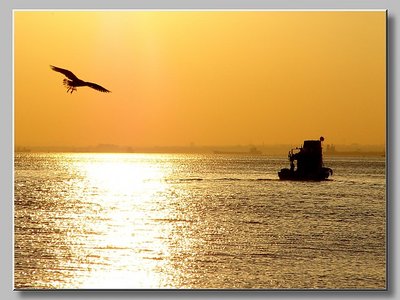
xmin=14 ymin=10 xmax=386 ymax=148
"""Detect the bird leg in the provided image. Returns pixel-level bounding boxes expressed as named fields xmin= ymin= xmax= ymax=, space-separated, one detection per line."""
xmin=63 ymin=79 xmax=77 ymax=93
xmin=66 ymin=87 xmax=77 ymax=93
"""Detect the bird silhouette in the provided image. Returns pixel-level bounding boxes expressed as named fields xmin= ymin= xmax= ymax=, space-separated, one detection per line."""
xmin=50 ymin=65 xmax=111 ymax=94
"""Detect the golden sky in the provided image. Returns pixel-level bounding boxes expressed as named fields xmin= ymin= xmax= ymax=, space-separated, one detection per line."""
xmin=14 ymin=11 xmax=386 ymax=148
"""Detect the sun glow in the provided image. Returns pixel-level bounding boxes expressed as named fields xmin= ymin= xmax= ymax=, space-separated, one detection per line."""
xmin=15 ymin=11 xmax=385 ymax=148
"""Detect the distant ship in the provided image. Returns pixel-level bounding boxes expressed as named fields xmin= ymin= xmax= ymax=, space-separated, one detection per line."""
xmin=278 ymin=137 xmax=333 ymax=181
xmin=214 ymin=147 xmax=262 ymax=155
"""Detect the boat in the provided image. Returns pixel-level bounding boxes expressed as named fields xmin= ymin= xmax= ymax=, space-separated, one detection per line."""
xmin=213 ymin=147 xmax=262 ymax=155
xmin=278 ymin=137 xmax=333 ymax=181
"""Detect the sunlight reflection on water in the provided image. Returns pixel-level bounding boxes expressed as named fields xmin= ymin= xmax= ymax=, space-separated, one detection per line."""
xmin=14 ymin=153 xmax=386 ymax=289
xmin=65 ymin=154 xmax=175 ymax=288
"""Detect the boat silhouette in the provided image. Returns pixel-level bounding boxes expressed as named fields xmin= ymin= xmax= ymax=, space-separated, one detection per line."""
xmin=278 ymin=137 xmax=333 ymax=181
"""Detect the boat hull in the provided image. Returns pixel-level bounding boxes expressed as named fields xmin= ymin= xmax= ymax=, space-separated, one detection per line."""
xmin=278 ymin=167 xmax=333 ymax=181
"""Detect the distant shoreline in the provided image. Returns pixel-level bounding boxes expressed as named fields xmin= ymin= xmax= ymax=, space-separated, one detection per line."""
xmin=14 ymin=149 xmax=385 ymax=158
xmin=15 ymin=143 xmax=385 ymax=157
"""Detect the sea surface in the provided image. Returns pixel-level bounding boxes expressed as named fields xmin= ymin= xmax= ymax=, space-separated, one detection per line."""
xmin=14 ymin=153 xmax=386 ymax=289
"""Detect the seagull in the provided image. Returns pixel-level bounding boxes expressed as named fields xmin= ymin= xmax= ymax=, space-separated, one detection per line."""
xmin=50 ymin=65 xmax=111 ymax=94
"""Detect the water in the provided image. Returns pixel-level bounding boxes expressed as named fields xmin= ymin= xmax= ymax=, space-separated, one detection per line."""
xmin=14 ymin=153 xmax=386 ymax=289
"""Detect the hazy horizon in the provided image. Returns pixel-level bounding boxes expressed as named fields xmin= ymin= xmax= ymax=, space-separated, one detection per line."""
xmin=15 ymin=141 xmax=386 ymax=156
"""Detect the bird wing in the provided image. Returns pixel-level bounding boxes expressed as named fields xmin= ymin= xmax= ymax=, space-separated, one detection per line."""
xmin=50 ymin=65 xmax=79 ymax=80
xmin=84 ymin=82 xmax=111 ymax=93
